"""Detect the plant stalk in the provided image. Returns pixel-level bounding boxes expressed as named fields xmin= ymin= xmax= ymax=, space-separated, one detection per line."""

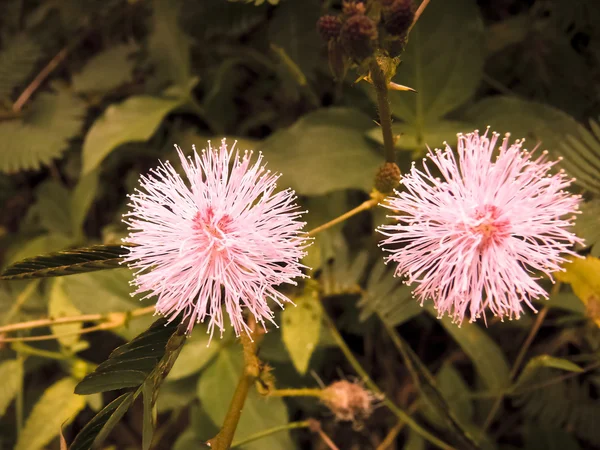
xmin=369 ymin=59 xmax=396 ymax=163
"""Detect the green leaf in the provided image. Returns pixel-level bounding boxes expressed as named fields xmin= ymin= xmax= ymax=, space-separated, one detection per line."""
xmin=81 ymin=95 xmax=184 ymax=174
xmin=464 ymin=96 xmax=581 ymax=156
xmin=359 ymin=262 xmax=423 ymax=326
xmin=0 ymin=88 xmax=86 ymax=173
xmin=70 ymin=319 xmax=187 ymax=449
xmin=555 ymin=256 xmax=600 ymax=326
xmin=33 ymin=180 xmax=73 ymax=236
xmin=514 ymin=356 xmax=583 ymax=392
xmin=268 ymin=0 xmax=321 ymax=77
xmin=0 ymin=358 xmax=23 ymax=417
xmin=282 ymin=285 xmax=322 ymax=374
xmin=197 ymin=346 xmax=294 ymax=450
xmin=432 ymin=310 xmax=511 ymax=391
xmin=75 ymin=318 xmax=184 ymax=394
xmin=49 ymin=278 xmax=82 ymax=349
xmin=70 ymin=170 xmax=100 ymax=236
xmin=149 ymin=0 xmax=193 ymax=89
xmin=0 ymin=244 xmax=128 ymax=280
xmin=142 ymin=382 xmax=154 ymax=450
xmin=69 ymin=392 xmax=135 ymax=450
xmin=15 ymin=377 xmax=86 ymax=450
xmin=259 ymin=108 xmax=382 ymax=195
xmin=387 ymin=0 xmax=484 ymax=123
xmin=72 ymin=43 xmax=137 ymax=93
xmin=366 ymin=121 xmax=474 ymax=155
xmin=167 ymin=325 xmax=225 ymax=380
xmin=558 ymin=118 xmax=600 ymax=194
xmin=0 ymin=34 xmax=42 ymax=100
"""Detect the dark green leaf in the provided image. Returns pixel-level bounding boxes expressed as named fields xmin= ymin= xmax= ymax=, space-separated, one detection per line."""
xmin=0 ymin=245 xmax=128 ymax=280
xmin=259 ymin=108 xmax=382 ymax=195
xmin=69 ymin=392 xmax=135 ymax=450
xmin=75 ymin=318 xmax=181 ymax=395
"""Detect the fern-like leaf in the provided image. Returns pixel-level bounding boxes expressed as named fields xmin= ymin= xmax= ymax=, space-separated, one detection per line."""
xmin=0 ymin=87 xmax=86 ymax=173
xmin=0 ymin=34 xmax=42 ymax=100
xmin=559 ymin=118 xmax=600 ymax=194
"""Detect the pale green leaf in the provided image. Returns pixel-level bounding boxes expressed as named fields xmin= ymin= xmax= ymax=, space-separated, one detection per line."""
xmin=259 ymin=108 xmax=382 ymax=195
xmin=514 ymin=355 xmax=583 ymax=391
xmin=72 ymin=43 xmax=137 ymax=93
xmin=82 ymin=95 xmax=184 ymax=174
xmin=33 ymin=180 xmax=72 ymax=236
xmin=433 ymin=311 xmax=510 ymax=391
xmin=387 ymin=0 xmax=484 ymax=123
xmin=167 ymin=325 xmax=226 ymax=380
xmin=197 ymin=346 xmax=295 ymax=450
xmin=70 ymin=170 xmax=99 ymax=235
xmin=49 ymin=278 xmax=82 ymax=349
xmin=0 ymin=88 xmax=86 ymax=173
xmin=61 ymin=268 xmax=155 ymax=340
xmin=282 ymin=286 xmax=322 ymax=374
xmin=0 ymin=358 xmax=23 ymax=417
xmin=464 ymin=96 xmax=581 ymax=155
xmin=15 ymin=377 xmax=86 ymax=450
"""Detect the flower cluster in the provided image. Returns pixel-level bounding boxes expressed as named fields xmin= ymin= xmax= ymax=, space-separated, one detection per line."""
xmin=123 ymin=130 xmax=582 ymax=339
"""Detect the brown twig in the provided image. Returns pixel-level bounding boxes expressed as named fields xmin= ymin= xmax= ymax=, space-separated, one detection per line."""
xmin=308 ymin=419 xmax=340 ymax=450
xmin=12 ymin=47 xmax=70 ymax=113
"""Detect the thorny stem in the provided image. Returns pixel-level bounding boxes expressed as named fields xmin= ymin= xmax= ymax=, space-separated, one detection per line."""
xmin=369 ymin=59 xmax=396 ymax=163
xmin=482 ymin=303 xmax=551 ymax=431
xmin=321 ymin=308 xmax=454 ymax=450
xmin=230 ymin=420 xmax=311 ymax=448
xmin=308 ymin=193 xmax=384 ymax=236
xmin=207 ymin=331 xmax=262 ymax=450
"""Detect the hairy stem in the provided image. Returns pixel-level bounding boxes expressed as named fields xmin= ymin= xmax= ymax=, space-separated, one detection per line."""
xmin=369 ymin=59 xmax=396 ymax=163
xmin=268 ymin=388 xmax=324 ymax=398
xmin=207 ymin=332 xmax=260 ymax=450
xmin=308 ymin=193 xmax=384 ymax=236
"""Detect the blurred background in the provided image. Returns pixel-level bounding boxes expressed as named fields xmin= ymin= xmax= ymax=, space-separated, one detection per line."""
xmin=1 ymin=0 xmax=600 ymax=449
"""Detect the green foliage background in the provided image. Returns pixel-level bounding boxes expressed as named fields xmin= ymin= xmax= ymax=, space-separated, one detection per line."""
xmin=0 ymin=0 xmax=600 ymax=449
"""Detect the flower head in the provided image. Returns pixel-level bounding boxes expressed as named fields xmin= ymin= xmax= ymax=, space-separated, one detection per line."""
xmin=322 ymin=380 xmax=380 ymax=426
xmin=377 ymin=129 xmax=583 ymax=323
xmin=123 ymin=140 xmax=309 ymax=338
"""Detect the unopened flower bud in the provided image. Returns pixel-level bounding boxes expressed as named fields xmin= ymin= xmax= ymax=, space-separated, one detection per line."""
xmin=383 ymin=0 xmax=415 ymax=36
xmin=342 ymin=1 xmax=366 ymax=16
xmin=317 ymin=15 xmax=342 ymax=41
xmin=322 ymin=380 xmax=379 ymax=424
xmin=374 ymin=162 xmax=401 ymax=194
xmin=340 ymin=14 xmax=378 ymax=63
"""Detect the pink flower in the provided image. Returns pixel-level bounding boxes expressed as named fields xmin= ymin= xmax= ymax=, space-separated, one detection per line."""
xmin=123 ymin=139 xmax=309 ymax=338
xmin=377 ymin=129 xmax=583 ymax=323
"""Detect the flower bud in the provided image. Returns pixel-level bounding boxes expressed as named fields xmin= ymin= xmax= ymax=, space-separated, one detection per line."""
xmin=340 ymin=14 xmax=378 ymax=63
xmin=342 ymin=1 xmax=366 ymax=16
xmin=317 ymin=15 xmax=342 ymax=41
xmin=382 ymin=0 xmax=415 ymax=37
xmin=374 ymin=162 xmax=401 ymax=194
xmin=322 ymin=380 xmax=379 ymax=424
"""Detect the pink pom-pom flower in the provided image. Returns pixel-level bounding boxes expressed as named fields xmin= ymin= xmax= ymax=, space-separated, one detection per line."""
xmin=123 ymin=139 xmax=310 ymax=339
xmin=377 ymin=129 xmax=583 ymax=324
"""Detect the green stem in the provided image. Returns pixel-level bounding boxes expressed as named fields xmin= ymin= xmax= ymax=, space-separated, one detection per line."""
xmin=231 ymin=420 xmax=311 ymax=448
xmin=321 ymin=310 xmax=454 ymax=450
xmin=369 ymin=59 xmax=396 ymax=163
xmin=268 ymin=388 xmax=324 ymax=398
xmin=207 ymin=334 xmax=258 ymax=450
